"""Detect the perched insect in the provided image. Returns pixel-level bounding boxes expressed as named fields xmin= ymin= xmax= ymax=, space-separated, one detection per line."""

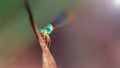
xmin=39 ymin=11 xmax=76 ymax=48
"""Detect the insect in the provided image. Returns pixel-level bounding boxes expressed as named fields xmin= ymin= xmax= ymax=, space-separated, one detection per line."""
xmin=39 ymin=11 xmax=76 ymax=48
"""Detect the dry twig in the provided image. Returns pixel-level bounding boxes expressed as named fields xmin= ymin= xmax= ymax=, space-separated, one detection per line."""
xmin=25 ymin=1 xmax=57 ymax=68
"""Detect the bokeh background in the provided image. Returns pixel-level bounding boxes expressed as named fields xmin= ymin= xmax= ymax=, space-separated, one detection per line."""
xmin=0 ymin=0 xmax=120 ymax=68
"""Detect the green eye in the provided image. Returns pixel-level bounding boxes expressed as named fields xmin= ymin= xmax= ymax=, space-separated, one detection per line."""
xmin=39 ymin=28 xmax=43 ymax=33
xmin=44 ymin=24 xmax=53 ymax=34
xmin=47 ymin=28 xmax=51 ymax=32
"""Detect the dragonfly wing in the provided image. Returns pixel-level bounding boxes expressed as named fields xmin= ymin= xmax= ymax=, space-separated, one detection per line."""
xmin=52 ymin=11 xmax=68 ymax=26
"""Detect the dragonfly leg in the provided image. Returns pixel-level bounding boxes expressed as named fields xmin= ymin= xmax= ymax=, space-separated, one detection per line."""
xmin=45 ymin=34 xmax=51 ymax=48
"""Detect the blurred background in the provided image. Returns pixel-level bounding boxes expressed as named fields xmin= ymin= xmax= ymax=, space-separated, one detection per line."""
xmin=0 ymin=0 xmax=120 ymax=68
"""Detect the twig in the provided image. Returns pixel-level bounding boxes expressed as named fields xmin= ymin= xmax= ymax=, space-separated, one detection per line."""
xmin=25 ymin=0 xmax=57 ymax=68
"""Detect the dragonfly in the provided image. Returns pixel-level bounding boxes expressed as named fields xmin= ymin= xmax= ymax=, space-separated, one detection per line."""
xmin=39 ymin=11 xmax=76 ymax=48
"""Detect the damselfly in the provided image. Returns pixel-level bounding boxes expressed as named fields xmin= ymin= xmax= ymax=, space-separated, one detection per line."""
xmin=39 ymin=11 xmax=76 ymax=48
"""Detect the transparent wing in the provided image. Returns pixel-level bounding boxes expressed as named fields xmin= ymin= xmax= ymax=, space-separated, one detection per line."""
xmin=52 ymin=11 xmax=68 ymax=27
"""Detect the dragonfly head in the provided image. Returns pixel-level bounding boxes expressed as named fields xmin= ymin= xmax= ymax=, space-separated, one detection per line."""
xmin=44 ymin=24 xmax=53 ymax=34
xmin=39 ymin=24 xmax=53 ymax=35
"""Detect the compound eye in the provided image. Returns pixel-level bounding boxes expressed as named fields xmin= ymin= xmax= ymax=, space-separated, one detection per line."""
xmin=47 ymin=28 xmax=51 ymax=32
xmin=46 ymin=28 xmax=53 ymax=34
xmin=39 ymin=28 xmax=43 ymax=33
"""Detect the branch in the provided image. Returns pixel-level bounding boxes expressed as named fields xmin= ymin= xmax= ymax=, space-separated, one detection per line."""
xmin=25 ymin=1 xmax=57 ymax=68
